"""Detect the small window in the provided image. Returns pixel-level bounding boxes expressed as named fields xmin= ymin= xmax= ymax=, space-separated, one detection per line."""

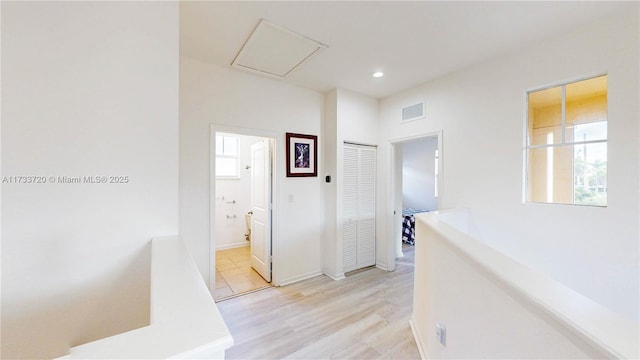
xmin=434 ymin=149 xmax=439 ymax=198
xmin=525 ymin=75 xmax=607 ymax=206
xmin=216 ymin=135 xmax=239 ymax=179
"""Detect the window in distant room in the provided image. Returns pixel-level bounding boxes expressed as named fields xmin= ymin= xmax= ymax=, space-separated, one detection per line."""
xmin=525 ymin=75 xmax=607 ymax=206
xmin=434 ymin=149 xmax=439 ymax=198
xmin=215 ymin=134 xmax=239 ymax=178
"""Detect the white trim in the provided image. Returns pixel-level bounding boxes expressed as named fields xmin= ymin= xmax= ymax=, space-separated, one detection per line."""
xmin=527 ymin=138 xmax=607 ymax=149
xmin=209 ymin=128 xmax=216 ymax=292
xmin=375 ymin=263 xmax=388 ymax=271
xmin=387 ymin=130 xmax=443 ymax=273
xmin=209 ymin=124 xmax=279 ymax=294
xmin=526 ymin=72 xmax=608 ymax=95
xmin=561 ymin=85 xmax=566 ymax=142
xmin=277 ymin=270 xmax=323 ymax=286
xmin=344 ymin=140 xmax=378 ymax=147
xmin=389 ymin=131 xmax=440 ymax=145
xmin=387 ymin=142 xmax=401 ymax=271
xmin=324 ymin=272 xmax=346 ymax=281
xmin=522 ymin=91 xmax=530 ymax=203
xmin=215 ymin=242 xmax=249 ymax=251
xmin=410 ymin=318 xmax=429 ymax=360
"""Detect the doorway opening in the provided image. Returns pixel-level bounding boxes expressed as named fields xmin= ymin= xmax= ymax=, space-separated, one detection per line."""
xmin=210 ymin=127 xmax=275 ymax=301
xmin=388 ymin=131 xmax=442 ymax=271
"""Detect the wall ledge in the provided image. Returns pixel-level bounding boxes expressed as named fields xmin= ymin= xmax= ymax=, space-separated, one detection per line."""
xmin=57 ymin=236 xmax=233 ymax=359
xmin=416 ymin=210 xmax=639 ymax=359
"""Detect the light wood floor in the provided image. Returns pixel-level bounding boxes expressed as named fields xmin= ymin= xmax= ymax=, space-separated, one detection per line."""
xmin=217 ymin=244 xmax=419 ymax=359
xmin=215 ymin=246 xmax=271 ymax=301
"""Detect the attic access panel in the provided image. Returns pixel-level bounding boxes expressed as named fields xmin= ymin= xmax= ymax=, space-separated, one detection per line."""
xmin=232 ymin=19 xmax=327 ymax=78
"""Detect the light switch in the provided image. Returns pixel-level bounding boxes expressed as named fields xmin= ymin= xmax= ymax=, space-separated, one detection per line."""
xmin=436 ymin=323 xmax=446 ymax=346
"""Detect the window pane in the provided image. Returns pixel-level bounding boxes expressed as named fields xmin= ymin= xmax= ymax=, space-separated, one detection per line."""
xmin=527 ymin=145 xmax=574 ymax=204
xmin=528 ymin=86 xmax=562 ymax=146
xmin=574 ymin=142 xmax=607 ymax=206
xmin=573 ymin=121 xmax=607 ymax=143
xmin=223 ymin=136 xmax=237 ymax=156
xmin=216 ymin=158 xmax=238 ymax=177
xmin=527 ymin=143 xmax=606 ymax=206
xmin=215 ymin=135 xmax=223 ymax=155
xmin=565 ymin=75 xmax=607 ymax=142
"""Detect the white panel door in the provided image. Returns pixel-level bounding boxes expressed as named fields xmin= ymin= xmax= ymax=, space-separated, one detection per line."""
xmin=342 ymin=143 xmax=376 ymax=273
xmin=250 ymin=139 xmax=271 ymax=282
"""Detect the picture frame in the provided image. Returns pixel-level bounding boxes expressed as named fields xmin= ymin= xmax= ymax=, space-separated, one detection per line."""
xmin=286 ymin=132 xmax=318 ymax=177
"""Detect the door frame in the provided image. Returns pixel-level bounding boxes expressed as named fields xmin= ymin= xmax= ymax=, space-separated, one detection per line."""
xmin=209 ymin=124 xmax=277 ymax=293
xmin=386 ymin=130 xmax=443 ymax=271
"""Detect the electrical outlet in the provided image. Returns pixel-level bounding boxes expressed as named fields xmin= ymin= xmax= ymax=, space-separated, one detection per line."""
xmin=436 ymin=323 xmax=446 ymax=346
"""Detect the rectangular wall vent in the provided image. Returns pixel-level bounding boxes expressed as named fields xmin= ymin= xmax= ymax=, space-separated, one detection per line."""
xmin=401 ymin=101 xmax=425 ymax=123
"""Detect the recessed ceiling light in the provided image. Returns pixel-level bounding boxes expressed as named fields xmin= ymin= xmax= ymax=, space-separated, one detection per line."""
xmin=372 ymin=71 xmax=384 ymax=78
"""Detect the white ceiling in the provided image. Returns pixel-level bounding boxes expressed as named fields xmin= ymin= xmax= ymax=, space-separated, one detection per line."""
xmin=180 ymin=1 xmax=633 ymax=99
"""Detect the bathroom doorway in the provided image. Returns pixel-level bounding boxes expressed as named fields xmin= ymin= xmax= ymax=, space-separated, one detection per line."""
xmin=211 ymin=129 xmax=274 ymax=301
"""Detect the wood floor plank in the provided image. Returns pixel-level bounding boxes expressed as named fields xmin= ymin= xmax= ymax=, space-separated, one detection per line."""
xmin=282 ymin=314 xmax=388 ymax=359
xmin=217 ymin=244 xmax=420 ymax=359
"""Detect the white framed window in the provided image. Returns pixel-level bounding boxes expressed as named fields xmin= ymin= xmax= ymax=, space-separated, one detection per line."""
xmin=525 ymin=75 xmax=607 ymax=206
xmin=215 ymin=134 xmax=239 ymax=179
xmin=434 ymin=149 xmax=439 ymax=198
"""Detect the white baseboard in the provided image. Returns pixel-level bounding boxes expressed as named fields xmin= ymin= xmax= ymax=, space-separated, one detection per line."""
xmin=410 ymin=318 xmax=429 ymax=360
xmin=325 ymin=272 xmax=345 ymax=281
xmin=215 ymin=242 xmax=249 ymax=251
xmin=278 ymin=270 xmax=323 ymax=286
xmin=376 ymin=263 xmax=389 ymax=271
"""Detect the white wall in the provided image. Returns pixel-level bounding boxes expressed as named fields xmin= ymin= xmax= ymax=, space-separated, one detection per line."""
xmin=323 ymin=90 xmax=339 ymax=278
xmin=336 ymin=89 xmax=380 ymax=146
xmin=214 ymin=134 xmax=263 ymax=250
xmin=402 ymin=138 xmax=438 ymax=211
xmin=323 ymin=89 xmax=380 ymax=278
xmin=380 ymin=9 xmax=639 ymax=321
xmin=180 ymin=56 xmax=325 ymax=286
xmin=413 ymin=214 xmax=626 ymax=359
xmin=1 ymin=2 xmax=179 ymax=358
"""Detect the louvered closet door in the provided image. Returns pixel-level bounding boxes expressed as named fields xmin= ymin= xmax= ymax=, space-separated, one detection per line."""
xmin=342 ymin=143 xmax=376 ymax=273
xmin=342 ymin=145 xmax=359 ymax=273
xmin=357 ymin=146 xmax=376 ymax=268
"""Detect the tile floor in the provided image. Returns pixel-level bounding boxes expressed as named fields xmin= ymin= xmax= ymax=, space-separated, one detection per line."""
xmin=215 ymin=246 xmax=270 ymax=301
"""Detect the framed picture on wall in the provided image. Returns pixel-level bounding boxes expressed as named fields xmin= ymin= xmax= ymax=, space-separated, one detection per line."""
xmin=286 ymin=132 xmax=317 ymax=177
